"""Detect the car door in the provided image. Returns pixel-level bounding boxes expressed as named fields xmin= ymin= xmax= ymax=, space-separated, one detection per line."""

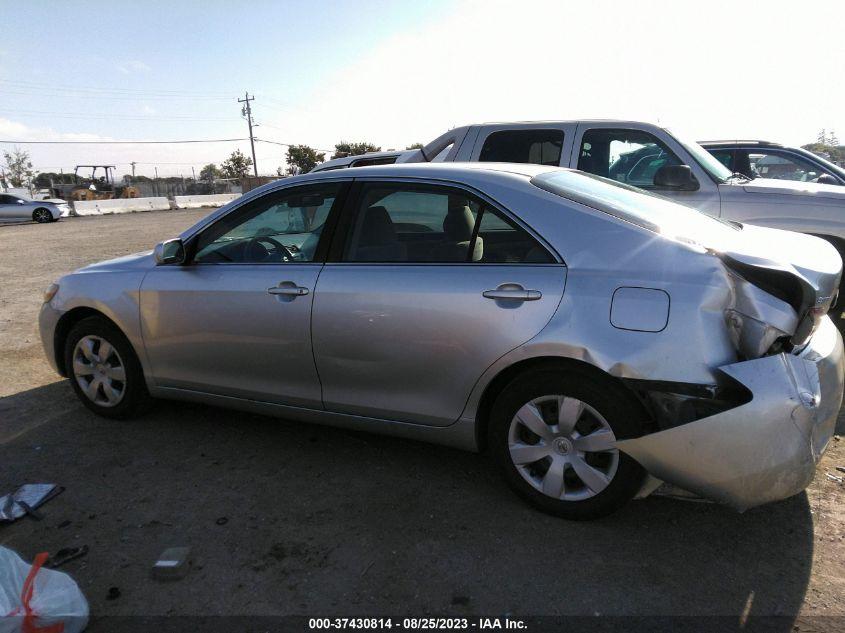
xmin=571 ymin=123 xmax=722 ymax=218
xmin=0 ymin=194 xmax=25 ymax=219
xmin=468 ymin=124 xmax=577 ymax=167
xmin=139 ymin=181 xmax=349 ymax=407
xmin=311 ymin=179 xmax=567 ymax=427
xmin=0 ymin=195 xmax=12 ymax=219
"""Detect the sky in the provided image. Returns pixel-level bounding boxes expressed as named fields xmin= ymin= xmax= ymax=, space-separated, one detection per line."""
xmin=1 ymin=0 xmax=844 ymax=178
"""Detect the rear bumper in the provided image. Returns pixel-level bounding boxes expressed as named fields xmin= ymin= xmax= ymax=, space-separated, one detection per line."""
xmin=618 ymin=316 xmax=844 ymax=511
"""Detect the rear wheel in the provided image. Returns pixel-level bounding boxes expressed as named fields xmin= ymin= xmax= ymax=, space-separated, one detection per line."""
xmin=32 ymin=208 xmax=54 ymax=223
xmin=489 ymin=367 xmax=647 ymax=520
xmin=64 ymin=316 xmax=151 ymax=419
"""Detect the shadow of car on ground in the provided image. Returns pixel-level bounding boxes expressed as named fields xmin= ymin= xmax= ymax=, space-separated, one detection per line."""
xmin=0 ymin=380 xmax=816 ymax=630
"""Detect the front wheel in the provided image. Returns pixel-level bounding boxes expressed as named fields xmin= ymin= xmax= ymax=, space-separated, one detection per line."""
xmin=64 ymin=316 xmax=151 ymax=419
xmin=489 ymin=368 xmax=647 ymax=520
xmin=32 ymin=208 xmax=54 ymax=223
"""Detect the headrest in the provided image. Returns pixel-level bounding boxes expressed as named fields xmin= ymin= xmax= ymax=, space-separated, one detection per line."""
xmin=443 ymin=205 xmax=475 ymax=241
xmin=359 ymin=206 xmax=396 ymax=244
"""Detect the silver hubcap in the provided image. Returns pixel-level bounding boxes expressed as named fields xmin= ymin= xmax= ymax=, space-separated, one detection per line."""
xmin=72 ymin=335 xmax=126 ymax=407
xmin=35 ymin=209 xmax=50 ymax=222
xmin=508 ymin=395 xmax=619 ymax=501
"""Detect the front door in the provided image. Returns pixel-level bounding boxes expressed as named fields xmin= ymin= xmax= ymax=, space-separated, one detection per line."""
xmin=312 ymin=180 xmax=567 ymax=427
xmin=0 ymin=195 xmax=25 ymax=220
xmin=571 ymin=124 xmax=722 ymax=218
xmin=139 ymin=181 xmax=348 ymax=407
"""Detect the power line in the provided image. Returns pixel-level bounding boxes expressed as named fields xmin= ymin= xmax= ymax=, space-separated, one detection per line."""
xmin=0 ymin=138 xmax=249 ymax=144
xmin=1 ymin=89 xmax=233 ymax=102
xmin=255 ymin=138 xmax=334 ymax=153
xmin=0 ymin=78 xmax=232 ymax=98
xmin=0 ymin=108 xmax=237 ymax=122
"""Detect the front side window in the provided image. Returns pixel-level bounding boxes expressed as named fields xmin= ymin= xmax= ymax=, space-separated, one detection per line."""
xmin=479 ymin=129 xmax=564 ymax=166
xmin=578 ymin=129 xmax=683 ymax=188
xmin=743 ymin=150 xmax=833 ymax=183
xmin=193 ymin=182 xmax=343 ymax=264
xmin=341 ymin=183 xmax=553 ymax=264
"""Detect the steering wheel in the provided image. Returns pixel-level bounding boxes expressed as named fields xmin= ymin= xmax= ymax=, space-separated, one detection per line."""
xmin=245 ymin=236 xmax=296 ymax=262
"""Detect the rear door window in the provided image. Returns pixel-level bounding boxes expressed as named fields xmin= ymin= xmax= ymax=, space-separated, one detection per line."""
xmin=479 ymin=129 xmax=564 ymax=166
xmin=337 ymin=182 xmax=554 ymax=264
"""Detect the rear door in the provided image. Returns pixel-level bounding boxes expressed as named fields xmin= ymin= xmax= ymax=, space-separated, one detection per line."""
xmin=311 ymin=178 xmax=567 ymax=427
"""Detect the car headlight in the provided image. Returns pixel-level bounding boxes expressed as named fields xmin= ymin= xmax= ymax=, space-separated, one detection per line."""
xmin=43 ymin=283 xmax=59 ymax=303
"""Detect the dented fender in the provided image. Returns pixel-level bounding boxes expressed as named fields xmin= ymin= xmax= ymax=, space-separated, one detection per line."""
xmin=618 ymin=316 xmax=844 ymax=511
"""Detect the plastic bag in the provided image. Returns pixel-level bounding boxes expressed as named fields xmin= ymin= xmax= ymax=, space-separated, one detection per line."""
xmin=0 ymin=546 xmax=88 ymax=633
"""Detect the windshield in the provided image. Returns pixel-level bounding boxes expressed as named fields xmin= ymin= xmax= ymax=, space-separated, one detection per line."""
xmin=668 ymin=129 xmax=734 ymax=183
xmin=530 ymin=169 xmax=739 ymax=243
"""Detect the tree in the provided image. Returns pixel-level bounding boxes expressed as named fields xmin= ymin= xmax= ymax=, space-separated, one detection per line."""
xmin=199 ymin=163 xmax=222 ymax=182
xmin=2 ymin=147 xmax=35 ymax=188
xmin=220 ymin=150 xmax=253 ymax=179
xmin=406 ymin=142 xmax=424 ymax=150
xmin=816 ymin=129 xmax=839 ymax=146
xmin=803 ymin=129 xmax=845 ymax=165
xmin=332 ymin=141 xmax=381 ymax=159
xmin=284 ymin=145 xmax=326 ymax=175
xmin=32 ymin=172 xmax=64 ymax=189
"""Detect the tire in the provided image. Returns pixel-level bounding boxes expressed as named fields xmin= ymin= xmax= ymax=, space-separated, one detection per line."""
xmin=32 ymin=208 xmax=54 ymax=223
xmin=488 ymin=367 xmax=647 ymax=520
xmin=64 ymin=316 xmax=151 ymax=419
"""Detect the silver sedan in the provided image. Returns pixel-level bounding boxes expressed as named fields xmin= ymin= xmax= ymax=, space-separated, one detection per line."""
xmin=39 ymin=163 xmax=844 ymax=519
xmin=0 ymin=193 xmax=64 ymax=223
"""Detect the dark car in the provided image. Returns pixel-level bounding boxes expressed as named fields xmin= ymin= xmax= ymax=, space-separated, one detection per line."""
xmin=701 ymin=140 xmax=845 ymax=186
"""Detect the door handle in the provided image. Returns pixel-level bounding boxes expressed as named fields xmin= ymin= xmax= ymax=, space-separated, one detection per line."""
xmin=268 ymin=283 xmax=309 ymax=297
xmin=483 ymin=283 xmax=542 ymax=301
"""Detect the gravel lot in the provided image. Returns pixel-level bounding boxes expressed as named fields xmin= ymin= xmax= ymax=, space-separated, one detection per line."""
xmin=1 ymin=210 xmax=844 ymax=631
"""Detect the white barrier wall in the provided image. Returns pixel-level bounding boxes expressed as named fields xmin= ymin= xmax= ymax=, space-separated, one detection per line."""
xmin=72 ymin=197 xmax=171 ymax=216
xmin=172 ymin=194 xmax=240 ymax=209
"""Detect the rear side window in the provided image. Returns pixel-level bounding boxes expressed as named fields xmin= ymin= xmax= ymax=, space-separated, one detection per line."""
xmin=479 ymin=129 xmax=564 ymax=166
xmin=340 ymin=183 xmax=554 ymax=264
xmin=350 ymin=156 xmax=398 ymax=168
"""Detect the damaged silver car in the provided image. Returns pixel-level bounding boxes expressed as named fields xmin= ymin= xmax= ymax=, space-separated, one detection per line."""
xmin=39 ymin=163 xmax=844 ymax=519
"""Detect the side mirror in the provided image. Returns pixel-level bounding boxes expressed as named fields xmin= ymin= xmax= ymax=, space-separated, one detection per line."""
xmin=817 ymin=173 xmax=839 ymax=186
xmin=17 ymin=199 xmax=25 ymax=204
xmin=154 ymin=238 xmax=186 ymax=265
xmin=653 ymin=164 xmax=699 ymax=191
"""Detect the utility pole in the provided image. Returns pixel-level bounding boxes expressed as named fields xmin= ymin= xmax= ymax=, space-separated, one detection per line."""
xmin=191 ymin=166 xmax=196 ymax=181
xmin=130 ymin=161 xmax=136 ymax=179
xmin=238 ymin=91 xmax=259 ymax=176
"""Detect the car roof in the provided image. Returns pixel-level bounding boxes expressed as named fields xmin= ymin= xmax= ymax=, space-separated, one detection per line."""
xmin=312 ymin=149 xmax=414 ymax=172
xmin=699 ymin=140 xmax=785 ymax=148
xmin=297 ymin=161 xmax=558 ymax=183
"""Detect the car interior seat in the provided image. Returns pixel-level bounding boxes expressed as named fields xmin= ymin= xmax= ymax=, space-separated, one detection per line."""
xmin=430 ymin=205 xmax=483 ymax=262
xmin=352 ymin=206 xmax=408 ymax=261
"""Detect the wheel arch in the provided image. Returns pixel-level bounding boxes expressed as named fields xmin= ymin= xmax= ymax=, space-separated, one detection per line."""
xmin=473 ymin=356 xmax=650 ymax=452
xmin=53 ymin=307 xmax=128 ymax=376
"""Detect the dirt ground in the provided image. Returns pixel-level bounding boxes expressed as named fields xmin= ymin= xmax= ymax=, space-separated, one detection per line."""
xmin=1 ymin=210 xmax=844 ymax=632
